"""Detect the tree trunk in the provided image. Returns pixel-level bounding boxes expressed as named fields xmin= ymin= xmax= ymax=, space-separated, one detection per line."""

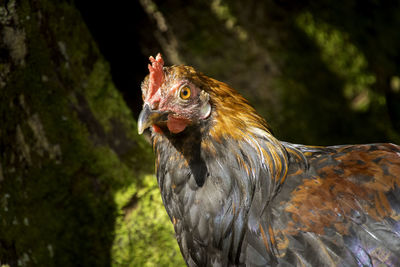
xmin=0 ymin=0 xmax=170 ymax=265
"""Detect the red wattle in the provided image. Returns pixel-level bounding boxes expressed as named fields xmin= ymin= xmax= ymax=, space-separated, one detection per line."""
xmin=167 ymin=117 xmax=189 ymax=134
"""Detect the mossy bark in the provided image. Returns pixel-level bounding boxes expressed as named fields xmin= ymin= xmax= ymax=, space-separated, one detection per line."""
xmin=0 ymin=0 xmax=181 ymax=266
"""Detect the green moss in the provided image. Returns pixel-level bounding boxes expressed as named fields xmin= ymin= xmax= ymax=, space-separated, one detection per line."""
xmin=112 ymin=175 xmax=185 ymax=267
xmin=84 ymin=60 xmax=118 ymax=131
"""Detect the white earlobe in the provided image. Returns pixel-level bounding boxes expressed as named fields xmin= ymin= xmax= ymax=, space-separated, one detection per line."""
xmin=200 ymin=102 xmax=211 ymax=119
xmin=199 ymin=90 xmax=211 ymax=119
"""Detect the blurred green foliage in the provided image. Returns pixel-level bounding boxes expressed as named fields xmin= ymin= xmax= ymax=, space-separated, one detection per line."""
xmin=142 ymin=0 xmax=400 ymax=145
xmin=112 ymin=175 xmax=185 ymax=266
xmin=297 ymin=12 xmax=377 ymax=112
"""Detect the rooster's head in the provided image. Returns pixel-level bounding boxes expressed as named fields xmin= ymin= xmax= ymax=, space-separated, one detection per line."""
xmin=138 ymin=53 xmax=212 ymax=135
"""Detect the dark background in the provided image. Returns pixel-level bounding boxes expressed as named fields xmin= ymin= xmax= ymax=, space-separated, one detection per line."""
xmin=75 ymin=0 xmax=400 ymax=146
xmin=75 ymin=0 xmax=152 ymax=117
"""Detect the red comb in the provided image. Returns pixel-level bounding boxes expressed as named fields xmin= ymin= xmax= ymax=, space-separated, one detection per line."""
xmin=146 ymin=53 xmax=164 ymax=103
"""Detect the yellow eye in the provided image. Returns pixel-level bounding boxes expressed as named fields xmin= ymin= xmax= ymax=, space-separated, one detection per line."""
xmin=179 ymin=86 xmax=191 ymax=100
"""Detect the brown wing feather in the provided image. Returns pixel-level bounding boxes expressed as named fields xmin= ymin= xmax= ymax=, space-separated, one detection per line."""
xmin=272 ymin=143 xmax=400 ymax=266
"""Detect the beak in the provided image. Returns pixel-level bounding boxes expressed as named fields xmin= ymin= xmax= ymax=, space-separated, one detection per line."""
xmin=138 ymin=104 xmax=168 ymax=134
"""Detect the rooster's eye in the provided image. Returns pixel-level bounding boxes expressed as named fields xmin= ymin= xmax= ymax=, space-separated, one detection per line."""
xmin=179 ymin=86 xmax=191 ymax=100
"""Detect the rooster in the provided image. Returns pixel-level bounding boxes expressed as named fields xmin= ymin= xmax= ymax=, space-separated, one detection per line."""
xmin=138 ymin=53 xmax=400 ymax=266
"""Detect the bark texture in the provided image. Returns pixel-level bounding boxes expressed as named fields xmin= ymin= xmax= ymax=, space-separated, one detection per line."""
xmin=0 ymin=0 xmax=171 ymax=266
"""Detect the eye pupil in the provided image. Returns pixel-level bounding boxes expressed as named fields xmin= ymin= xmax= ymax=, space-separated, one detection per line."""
xmin=180 ymin=86 xmax=191 ymax=99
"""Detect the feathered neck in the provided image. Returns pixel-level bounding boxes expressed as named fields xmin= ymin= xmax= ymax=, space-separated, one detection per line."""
xmin=151 ymin=70 xmax=305 ymax=195
xmin=205 ymin=77 xmax=291 ymax=188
